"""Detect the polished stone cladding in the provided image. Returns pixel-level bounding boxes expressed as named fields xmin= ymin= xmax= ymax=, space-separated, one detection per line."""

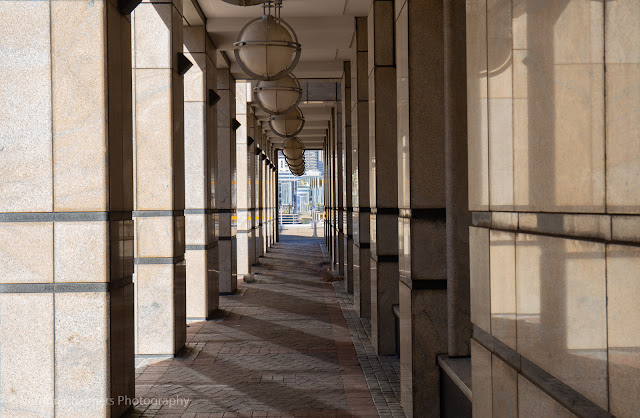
xmin=342 ymin=61 xmax=355 ymax=295
xmin=350 ymin=16 xmax=372 ymax=320
xmin=132 ymin=1 xmax=187 ymax=357
xmin=216 ymin=68 xmax=238 ymax=295
xmin=0 ymin=0 xmax=135 ymax=415
xmin=368 ymin=0 xmax=399 ymax=358
xmin=183 ymin=25 xmax=219 ymax=321
xmin=467 ymin=2 xmax=640 ymax=417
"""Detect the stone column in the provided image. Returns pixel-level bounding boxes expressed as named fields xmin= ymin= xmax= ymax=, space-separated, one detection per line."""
xmin=336 ymin=101 xmax=345 ymax=278
xmin=265 ymin=144 xmax=272 ymax=250
xmin=216 ymin=68 xmax=237 ymax=294
xmin=133 ymin=0 xmax=186 ymax=356
xmin=275 ymin=167 xmax=280 ymax=242
xmin=466 ymin=1 xmax=639 ymax=417
xmin=248 ymin=112 xmax=258 ymax=267
xmin=236 ymin=82 xmax=252 ymax=279
xmin=0 ymin=1 xmax=134 ymax=415
xmin=343 ymin=62 xmax=354 ymax=293
xmin=183 ymin=26 xmax=219 ymax=321
xmin=253 ymin=123 xmax=263 ymax=260
xmin=444 ymin=0 xmax=471 ymax=357
xmin=272 ymin=148 xmax=277 ymax=244
xmin=325 ymin=142 xmax=330 ymax=245
xmin=351 ymin=16 xmax=371 ymax=317
xmin=265 ymin=144 xmax=273 ymax=248
xmin=257 ymin=130 xmax=265 ymax=257
xmin=396 ymin=0 xmax=448 ymax=416
xmin=368 ymin=0 xmax=399 ymax=356
xmin=270 ymin=147 xmax=276 ymax=245
xmin=334 ymin=113 xmax=341 ymax=272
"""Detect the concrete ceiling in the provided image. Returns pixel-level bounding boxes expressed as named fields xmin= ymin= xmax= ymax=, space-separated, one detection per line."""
xmin=195 ymin=0 xmax=366 ymax=151
xmin=198 ymin=0 xmax=369 ymax=78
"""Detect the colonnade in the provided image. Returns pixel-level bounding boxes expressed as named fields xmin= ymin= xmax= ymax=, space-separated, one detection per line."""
xmin=1 ymin=1 xmax=639 ymax=417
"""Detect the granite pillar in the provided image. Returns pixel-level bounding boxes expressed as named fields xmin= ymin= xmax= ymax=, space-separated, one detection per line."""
xmin=0 ymin=1 xmax=134 ymax=414
xmin=351 ymin=16 xmax=372 ymax=318
xmin=325 ymin=141 xmax=330 ymax=246
xmin=274 ymin=161 xmax=278 ymax=242
xmin=368 ymin=0 xmax=399 ymax=356
xmin=266 ymin=144 xmax=273 ymax=249
xmin=133 ymin=0 xmax=186 ymax=356
xmin=466 ymin=1 xmax=640 ymax=416
xmin=236 ymin=82 xmax=252 ymax=278
xmin=183 ymin=26 xmax=219 ymax=321
xmin=257 ymin=129 xmax=265 ymax=258
xmin=248 ymin=111 xmax=258 ymax=267
xmin=444 ymin=0 xmax=471 ymax=357
xmin=336 ymin=101 xmax=345 ymax=278
xmin=343 ymin=61 xmax=354 ymax=293
xmin=396 ymin=0 xmax=448 ymax=416
xmin=253 ymin=122 xmax=263 ymax=261
xmin=270 ymin=146 xmax=277 ymax=245
xmin=329 ymin=121 xmax=337 ymax=265
xmin=216 ymin=68 xmax=237 ymax=294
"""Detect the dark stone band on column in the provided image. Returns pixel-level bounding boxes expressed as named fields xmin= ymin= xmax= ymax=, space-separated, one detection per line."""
xmin=0 ymin=211 xmax=132 ymax=222
xmin=0 ymin=275 xmax=133 ymax=293
xmin=185 ymin=243 xmax=217 ymax=250
xmin=472 ymin=326 xmax=613 ymax=418
xmin=372 ymin=255 xmax=399 ymax=263
xmin=399 ymin=208 xmax=447 ymax=220
xmin=184 ymin=209 xmax=215 ymax=215
xmin=134 ymin=255 xmax=185 ymax=265
xmin=133 ymin=210 xmax=184 ymax=217
xmin=399 ymin=279 xmax=447 ymax=290
xmin=371 ymin=207 xmax=399 ymax=215
xmin=219 ymin=236 xmax=236 ymax=241
xmin=471 ymin=211 xmax=492 ymax=227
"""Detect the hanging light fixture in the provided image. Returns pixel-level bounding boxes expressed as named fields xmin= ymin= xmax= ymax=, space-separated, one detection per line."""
xmin=269 ymin=107 xmax=305 ymax=138
xmin=282 ymin=137 xmax=304 ymax=160
xmin=233 ymin=1 xmax=301 ymax=81
xmin=290 ymin=164 xmax=305 ymax=176
xmin=287 ymin=156 xmax=304 ymax=168
xmin=254 ymin=73 xmax=302 ymax=115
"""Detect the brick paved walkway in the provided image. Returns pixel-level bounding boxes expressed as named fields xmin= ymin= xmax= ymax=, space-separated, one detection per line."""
xmin=332 ymin=285 xmax=404 ymax=417
xmin=127 ymin=235 xmax=381 ymax=417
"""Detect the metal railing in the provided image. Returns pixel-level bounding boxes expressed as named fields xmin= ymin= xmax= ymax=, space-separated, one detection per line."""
xmin=279 ymin=212 xmax=299 ymax=225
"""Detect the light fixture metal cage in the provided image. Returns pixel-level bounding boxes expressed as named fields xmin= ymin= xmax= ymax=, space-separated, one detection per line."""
xmin=269 ymin=107 xmax=305 ymax=138
xmin=254 ymin=73 xmax=303 ymax=115
xmin=233 ymin=2 xmax=302 ymax=81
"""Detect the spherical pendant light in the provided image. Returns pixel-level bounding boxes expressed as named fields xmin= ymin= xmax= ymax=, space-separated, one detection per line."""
xmin=286 ymin=154 xmax=304 ymax=167
xmin=282 ymin=137 xmax=304 ymax=160
xmin=254 ymin=73 xmax=302 ymax=115
xmin=290 ymin=165 xmax=305 ymax=176
xmin=233 ymin=14 xmax=301 ymax=81
xmin=287 ymin=158 xmax=304 ymax=169
xmin=269 ymin=107 xmax=304 ymax=138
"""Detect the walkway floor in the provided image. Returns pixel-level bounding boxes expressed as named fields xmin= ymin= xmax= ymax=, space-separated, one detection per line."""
xmin=127 ymin=235 xmax=401 ymax=417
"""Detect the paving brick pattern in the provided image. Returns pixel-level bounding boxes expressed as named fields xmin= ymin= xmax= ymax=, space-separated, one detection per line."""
xmin=127 ymin=235 xmax=388 ymax=417
xmin=332 ymin=285 xmax=404 ymax=417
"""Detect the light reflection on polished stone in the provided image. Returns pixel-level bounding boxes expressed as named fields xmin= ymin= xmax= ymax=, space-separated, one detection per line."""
xmin=489 ymin=229 xmax=516 ymax=349
xmin=607 ymin=244 xmax=640 ymax=417
xmin=516 ymin=233 xmax=607 ymax=410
